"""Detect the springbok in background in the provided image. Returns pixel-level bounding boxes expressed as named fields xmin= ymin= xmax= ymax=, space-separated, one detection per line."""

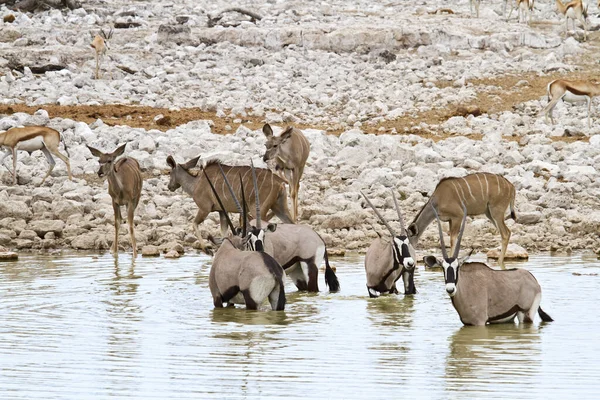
xmin=361 ymin=190 xmax=416 ymax=298
xmin=424 ymin=201 xmax=553 ymax=326
xmin=262 ymin=123 xmax=310 ymax=222
xmin=407 ymin=172 xmax=516 ymax=267
xmin=507 ymin=0 xmax=534 ymax=24
xmin=87 ymin=144 xmax=142 ymax=258
xmin=166 ymin=156 xmax=293 ymax=255
xmin=90 ymin=27 xmax=113 ymax=79
xmin=540 ymin=79 xmax=600 ymax=129
xmin=205 ymin=167 xmax=286 ymax=311
xmin=555 ymin=0 xmax=588 ymax=40
xmin=0 ymin=126 xmax=72 ymax=185
xmin=217 ymin=162 xmax=340 ymax=292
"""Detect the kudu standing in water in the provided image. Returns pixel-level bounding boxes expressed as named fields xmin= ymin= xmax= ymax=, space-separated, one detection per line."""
xmin=217 ymin=163 xmax=340 ymax=292
xmin=361 ymin=190 xmax=416 ymax=298
xmin=166 ymin=156 xmax=293 ymax=254
xmin=205 ymin=168 xmax=286 ymax=311
xmin=262 ymin=124 xmax=310 ymax=222
xmin=407 ymin=172 xmax=516 ymax=267
xmin=424 ymin=201 xmax=553 ymax=326
xmin=87 ymin=143 xmax=142 ymax=258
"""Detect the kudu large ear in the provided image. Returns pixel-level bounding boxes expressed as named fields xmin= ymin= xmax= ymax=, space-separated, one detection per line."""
xmin=111 ymin=143 xmax=127 ymax=158
xmin=280 ymin=126 xmax=294 ymax=142
xmin=262 ymin=123 xmax=273 ymax=138
xmin=181 ymin=155 xmax=201 ymax=171
xmin=86 ymin=145 xmax=105 ymax=158
xmin=166 ymin=155 xmax=176 ymax=169
xmin=423 ymin=255 xmax=442 ymax=268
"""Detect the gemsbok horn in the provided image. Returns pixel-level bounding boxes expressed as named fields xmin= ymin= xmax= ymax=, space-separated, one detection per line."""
xmin=361 ymin=190 xmax=416 ymax=298
xmin=423 ymin=201 xmax=553 ymax=326
xmin=205 ymin=168 xmax=286 ymax=311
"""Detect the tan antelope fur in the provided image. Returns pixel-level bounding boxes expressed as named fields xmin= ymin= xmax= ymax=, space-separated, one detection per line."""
xmin=555 ymin=0 xmax=588 ymax=40
xmin=540 ymin=79 xmax=600 ymax=129
xmin=204 ymin=168 xmax=286 ymax=311
xmin=166 ymin=156 xmax=293 ymax=255
xmin=424 ymin=202 xmax=553 ymax=326
xmin=87 ymin=144 xmax=143 ymax=258
xmin=0 ymin=126 xmax=72 ymax=185
xmin=262 ymin=124 xmax=310 ymax=222
xmin=407 ymin=173 xmax=516 ymax=267
xmin=362 ymin=190 xmax=416 ymax=298
xmin=507 ymin=0 xmax=534 ymax=24
xmin=90 ymin=28 xmax=113 ymax=79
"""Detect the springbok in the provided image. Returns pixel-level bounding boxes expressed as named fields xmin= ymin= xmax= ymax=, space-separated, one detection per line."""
xmin=166 ymin=156 xmax=293 ymax=255
xmin=217 ymin=161 xmax=340 ymax=292
xmin=90 ymin=28 xmax=113 ymax=79
xmin=407 ymin=172 xmax=516 ymax=267
xmin=361 ymin=190 xmax=416 ymax=298
xmin=0 ymin=126 xmax=72 ymax=185
xmin=424 ymin=201 xmax=553 ymax=326
xmin=204 ymin=167 xmax=286 ymax=311
xmin=555 ymin=0 xmax=587 ymax=40
xmin=87 ymin=144 xmax=142 ymax=258
xmin=540 ymin=79 xmax=600 ymax=129
xmin=262 ymin=123 xmax=310 ymax=222
xmin=507 ymin=0 xmax=534 ymax=24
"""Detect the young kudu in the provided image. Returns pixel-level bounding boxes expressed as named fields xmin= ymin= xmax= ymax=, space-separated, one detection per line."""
xmin=90 ymin=28 xmax=113 ymax=79
xmin=87 ymin=144 xmax=143 ymax=258
xmin=424 ymin=202 xmax=553 ymax=326
xmin=262 ymin=124 xmax=310 ymax=222
xmin=0 ymin=126 xmax=72 ymax=185
xmin=166 ymin=156 xmax=293 ymax=255
xmin=407 ymin=173 xmax=516 ymax=267
xmin=205 ymin=168 xmax=286 ymax=311
xmin=361 ymin=190 xmax=416 ymax=298
xmin=220 ymin=162 xmax=340 ymax=292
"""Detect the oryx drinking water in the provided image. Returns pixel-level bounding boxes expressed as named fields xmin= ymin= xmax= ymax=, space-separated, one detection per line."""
xmin=407 ymin=173 xmax=516 ymax=267
xmin=361 ymin=190 xmax=416 ymax=298
xmin=424 ymin=201 xmax=553 ymax=326
xmin=204 ymin=168 xmax=286 ymax=311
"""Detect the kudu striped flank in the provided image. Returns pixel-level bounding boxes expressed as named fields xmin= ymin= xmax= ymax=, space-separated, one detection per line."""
xmin=166 ymin=156 xmax=293 ymax=255
xmin=217 ymin=161 xmax=339 ymax=292
xmin=204 ymin=167 xmax=286 ymax=311
xmin=0 ymin=126 xmax=72 ymax=185
xmin=87 ymin=143 xmax=143 ymax=258
xmin=262 ymin=124 xmax=310 ymax=222
xmin=424 ymin=201 xmax=553 ymax=326
xmin=362 ymin=190 xmax=416 ymax=298
xmin=407 ymin=173 xmax=516 ymax=267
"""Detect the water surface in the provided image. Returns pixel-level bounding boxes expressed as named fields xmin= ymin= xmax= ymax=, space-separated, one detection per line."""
xmin=1 ymin=252 xmax=599 ymax=399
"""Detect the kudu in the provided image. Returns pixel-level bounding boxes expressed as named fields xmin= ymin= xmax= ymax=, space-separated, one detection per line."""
xmin=262 ymin=123 xmax=310 ymax=222
xmin=218 ymin=162 xmax=340 ymax=292
xmin=87 ymin=144 xmax=143 ymax=258
xmin=361 ymin=190 xmax=416 ymax=298
xmin=205 ymin=167 xmax=286 ymax=311
xmin=0 ymin=126 xmax=72 ymax=185
xmin=407 ymin=172 xmax=516 ymax=267
xmin=90 ymin=27 xmax=113 ymax=79
xmin=166 ymin=156 xmax=293 ymax=255
xmin=424 ymin=201 xmax=553 ymax=326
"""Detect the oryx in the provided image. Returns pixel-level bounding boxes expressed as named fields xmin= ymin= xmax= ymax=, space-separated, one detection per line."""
xmin=361 ymin=190 xmax=416 ymax=298
xmin=205 ymin=167 xmax=286 ymax=311
xmin=424 ymin=201 xmax=553 ymax=326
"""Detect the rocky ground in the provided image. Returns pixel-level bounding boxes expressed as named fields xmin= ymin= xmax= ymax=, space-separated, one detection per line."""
xmin=0 ymin=0 xmax=599 ymax=260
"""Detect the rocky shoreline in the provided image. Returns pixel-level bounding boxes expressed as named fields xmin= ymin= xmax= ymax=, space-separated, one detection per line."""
xmin=1 ymin=0 xmax=599 ymax=259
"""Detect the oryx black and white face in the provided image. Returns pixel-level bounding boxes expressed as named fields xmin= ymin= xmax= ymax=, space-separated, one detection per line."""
xmin=247 ymin=223 xmax=277 ymax=252
xmin=391 ymin=235 xmax=416 ymax=272
xmin=441 ymin=257 xmax=459 ymax=297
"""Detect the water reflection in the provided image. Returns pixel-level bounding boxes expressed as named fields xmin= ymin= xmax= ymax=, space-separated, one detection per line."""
xmin=445 ymin=324 xmax=543 ymax=394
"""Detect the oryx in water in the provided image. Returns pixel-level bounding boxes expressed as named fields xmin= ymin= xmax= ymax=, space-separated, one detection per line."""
xmin=407 ymin=172 xmax=516 ymax=267
xmin=205 ymin=167 xmax=286 ymax=311
xmin=361 ymin=190 xmax=416 ymax=298
xmin=424 ymin=201 xmax=553 ymax=326
xmin=166 ymin=156 xmax=293 ymax=254
xmin=217 ymin=162 xmax=340 ymax=292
